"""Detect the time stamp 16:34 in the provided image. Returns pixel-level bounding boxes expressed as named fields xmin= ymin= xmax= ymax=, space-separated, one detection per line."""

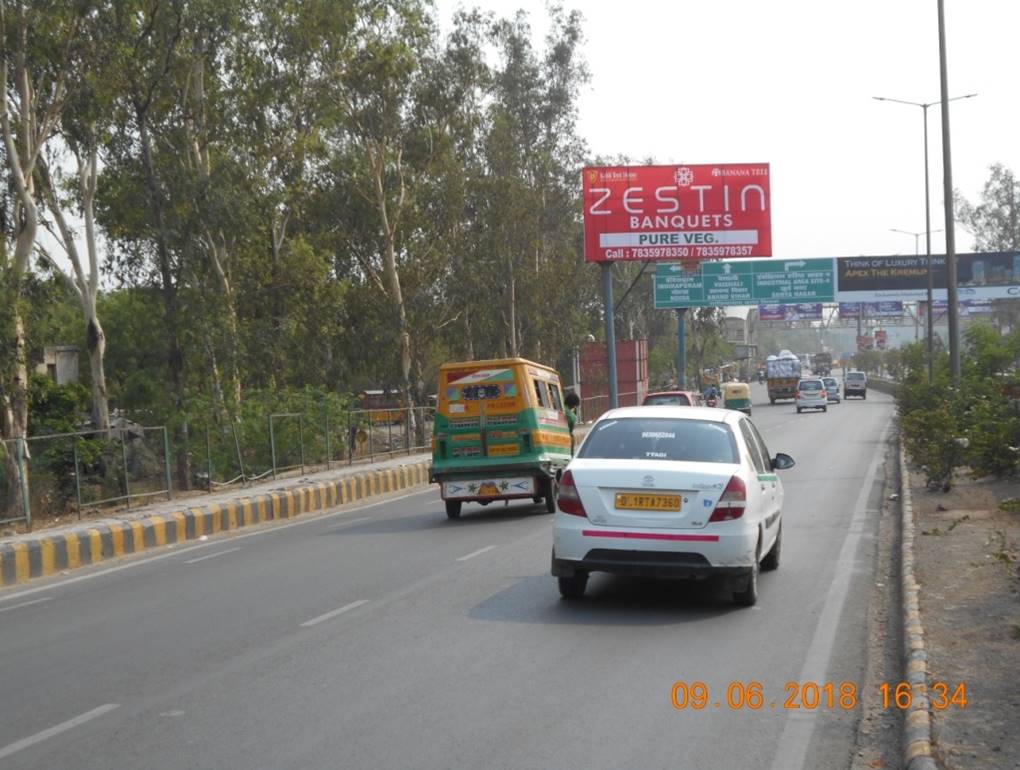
xmin=670 ymin=681 xmax=968 ymax=712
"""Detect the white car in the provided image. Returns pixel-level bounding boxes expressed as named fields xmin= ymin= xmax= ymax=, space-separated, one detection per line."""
xmin=795 ymin=378 xmax=828 ymax=413
xmin=551 ymin=406 xmax=795 ymax=606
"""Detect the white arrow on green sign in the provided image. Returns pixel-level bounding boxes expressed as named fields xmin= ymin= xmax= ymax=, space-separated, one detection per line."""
xmin=653 ymin=258 xmax=836 ymax=308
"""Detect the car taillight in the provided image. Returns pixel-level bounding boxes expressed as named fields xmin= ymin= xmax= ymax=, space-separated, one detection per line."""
xmin=795 ymin=391 xmax=801 ymax=399
xmin=709 ymin=475 xmax=747 ymax=522
xmin=557 ymin=470 xmax=587 ymax=517
xmin=821 ymin=390 xmax=827 ymax=397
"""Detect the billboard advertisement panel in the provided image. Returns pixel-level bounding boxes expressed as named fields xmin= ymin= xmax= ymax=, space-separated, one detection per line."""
xmin=786 ymin=303 xmax=823 ymax=320
xmin=758 ymin=304 xmax=786 ymax=321
xmin=918 ymin=299 xmax=996 ymax=317
xmin=582 ymin=164 xmax=772 ymax=262
xmin=835 ymin=252 xmax=1020 ymax=301
xmin=838 ymin=301 xmax=903 ymax=319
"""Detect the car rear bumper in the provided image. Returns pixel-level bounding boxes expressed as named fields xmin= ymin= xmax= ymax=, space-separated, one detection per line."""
xmin=552 ymin=514 xmax=758 ymax=577
xmin=551 ymin=550 xmax=749 ymax=579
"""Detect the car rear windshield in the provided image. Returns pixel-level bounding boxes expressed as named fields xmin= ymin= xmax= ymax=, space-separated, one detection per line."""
xmin=578 ymin=417 xmax=738 ymax=464
xmin=799 ymin=381 xmax=823 ymax=391
xmin=644 ymin=394 xmax=691 ymax=406
xmin=847 ymin=373 xmax=866 ymax=381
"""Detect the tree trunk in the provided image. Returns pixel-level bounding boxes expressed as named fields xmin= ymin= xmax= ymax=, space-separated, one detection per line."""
xmin=138 ymin=108 xmax=190 ymax=490
xmin=85 ymin=308 xmax=110 ymax=432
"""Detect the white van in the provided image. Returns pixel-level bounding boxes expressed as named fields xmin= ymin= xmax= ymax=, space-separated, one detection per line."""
xmin=844 ymin=371 xmax=867 ymax=399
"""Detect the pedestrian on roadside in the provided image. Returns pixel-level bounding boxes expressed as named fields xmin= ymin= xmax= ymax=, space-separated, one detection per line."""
xmin=564 ymin=390 xmax=581 ymax=454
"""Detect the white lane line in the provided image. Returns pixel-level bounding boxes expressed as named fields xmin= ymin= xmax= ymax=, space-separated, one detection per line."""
xmin=456 ymin=545 xmax=496 ymax=562
xmin=0 ymin=487 xmax=435 ymax=604
xmin=0 ymin=596 xmax=53 ymax=613
xmin=0 ymin=703 xmax=120 ymax=761
xmin=300 ymin=599 xmax=370 ymax=628
xmin=323 ymin=517 xmax=370 ymax=532
xmin=182 ymin=546 xmax=242 ymax=565
xmin=767 ymin=422 xmax=890 ymax=770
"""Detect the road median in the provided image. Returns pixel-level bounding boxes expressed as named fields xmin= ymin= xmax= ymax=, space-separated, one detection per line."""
xmin=0 ymin=457 xmax=432 ymax=587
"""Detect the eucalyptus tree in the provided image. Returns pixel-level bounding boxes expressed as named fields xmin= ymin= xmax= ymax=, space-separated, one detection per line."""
xmin=1 ymin=0 xmax=81 ymax=520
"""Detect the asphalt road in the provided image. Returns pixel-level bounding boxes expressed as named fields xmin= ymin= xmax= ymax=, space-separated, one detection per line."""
xmin=0 ymin=383 xmax=895 ymax=770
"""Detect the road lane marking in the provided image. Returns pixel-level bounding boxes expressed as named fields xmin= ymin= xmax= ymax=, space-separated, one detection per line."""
xmin=0 ymin=488 xmax=435 ymax=604
xmin=0 ymin=596 xmax=52 ymax=613
xmin=767 ymin=422 xmax=890 ymax=770
xmin=0 ymin=703 xmax=120 ymax=761
xmin=456 ymin=545 xmax=496 ymax=562
xmin=323 ymin=517 xmax=371 ymax=532
xmin=300 ymin=599 xmax=370 ymax=627
xmin=183 ymin=547 xmax=241 ymax=565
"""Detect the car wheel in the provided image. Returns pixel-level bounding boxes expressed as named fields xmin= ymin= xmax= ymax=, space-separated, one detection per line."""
xmin=796 ymin=407 xmax=802 ymax=414
xmin=558 ymin=572 xmax=588 ymax=599
xmin=445 ymin=499 xmax=462 ymax=519
xmin=862 ymin=393 xmax=867 ymax=400
xmin=761 ymin=524 xmax=781 ymax=571
xmin=545 ymin=478 xmax=558 ymax=514
xmin=532 ymin=495 xmax=542 ymax=504
xmin=733 ymin=559 xmax=759 ymax=606
xmin=823 ymin=406 xmax=828 ymax=412
xmin=770 ymin=398 xmax=775 ymax=405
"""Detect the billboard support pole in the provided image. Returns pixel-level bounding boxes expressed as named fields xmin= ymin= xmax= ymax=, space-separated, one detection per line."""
xmin=677 ymin=308 xmax=687 ymax=389
xmin=602 ymin=263 xmax=619 ymax=409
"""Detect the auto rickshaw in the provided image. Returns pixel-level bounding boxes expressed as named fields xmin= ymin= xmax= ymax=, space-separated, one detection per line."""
xmin=430 ymin=358 xmax=572 ymax=520
xmin=722 ymin=381 xmax=752 ymax=415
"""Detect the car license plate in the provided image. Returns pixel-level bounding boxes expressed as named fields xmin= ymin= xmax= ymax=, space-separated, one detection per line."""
xmin=614 ymin=493 xmax=681 ymax=511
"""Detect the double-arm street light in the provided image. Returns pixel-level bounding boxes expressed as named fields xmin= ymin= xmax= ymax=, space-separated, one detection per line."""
xmin=891 ymin=227 xmax=943 ymax=257
xmin=873 ymin=93 xmax=977 ymax=380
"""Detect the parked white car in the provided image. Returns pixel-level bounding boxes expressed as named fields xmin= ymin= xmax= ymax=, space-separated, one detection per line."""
xmin=551 ymin=406 xmax=795 ymax=606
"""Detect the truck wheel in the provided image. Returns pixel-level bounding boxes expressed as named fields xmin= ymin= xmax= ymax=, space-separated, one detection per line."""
xmin=770 ymin=398 xmax=776 ymax=405
xmin=445 ymin=500 xmax=462 ymax=519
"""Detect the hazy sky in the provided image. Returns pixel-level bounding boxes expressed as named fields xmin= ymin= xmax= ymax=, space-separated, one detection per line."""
xmin=435 ymin=0 xmax=1019 ymax=260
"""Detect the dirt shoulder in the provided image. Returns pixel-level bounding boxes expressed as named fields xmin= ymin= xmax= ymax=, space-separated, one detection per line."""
xmin=910 ymin=470 xmax=1020 ymax=769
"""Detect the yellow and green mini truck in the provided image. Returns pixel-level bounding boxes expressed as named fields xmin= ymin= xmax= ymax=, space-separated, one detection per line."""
xmin=430 ymin=358 xmax=572 ymax=519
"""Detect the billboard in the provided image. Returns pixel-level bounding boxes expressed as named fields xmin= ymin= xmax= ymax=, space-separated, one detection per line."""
xmin=918 ymin=299 xmax=996 ymax=317
xmin=756 ymin=303 xmax=823 ymax=321
xmin=835 ymin=252 xmax=1020 ymax=301
xmin=758 ymin=304 xmax=786 ymax=321
xmin=582 ymin=164 xmax=772 ymax=262
xmin=875 ymin=330 xmax=888 ymax=350
xmin=857 ymin=335 xmax=874 ymax=351
xmin=838 ymin=301 xmax=904 ymax=319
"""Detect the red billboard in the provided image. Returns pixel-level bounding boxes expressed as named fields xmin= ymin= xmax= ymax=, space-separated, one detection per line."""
xmin=582 ymin=164 xmax=772 ymax=263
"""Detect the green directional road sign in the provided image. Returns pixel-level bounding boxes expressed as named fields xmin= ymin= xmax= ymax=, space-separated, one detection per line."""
xmin=653 ymin=258 xmax=835 ymax=308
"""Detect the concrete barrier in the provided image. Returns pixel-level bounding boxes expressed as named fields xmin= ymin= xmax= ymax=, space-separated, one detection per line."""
xmin=0 ymin=460 xmax=432 ymax=587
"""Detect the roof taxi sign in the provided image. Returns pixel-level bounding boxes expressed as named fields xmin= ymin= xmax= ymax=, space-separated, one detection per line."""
xmin=582 ymin=164 xmax=772 ymax=262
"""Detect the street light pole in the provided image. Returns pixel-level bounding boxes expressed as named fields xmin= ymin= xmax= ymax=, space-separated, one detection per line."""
xmin=873 ymin=92 xmax=976 ymax=381
xmin=938 ymin=0 xmax=961 ymax=383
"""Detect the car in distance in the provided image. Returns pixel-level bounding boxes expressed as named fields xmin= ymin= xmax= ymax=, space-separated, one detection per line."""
xmin=844 ymin=371 xmax=867 ymax=399
xmin=642 ymin=390 xmax=703 ymax=407
xmin=822 ymin=376 xmax=841 ymax=404
xmin=551 ymin=406 xmax=795 ymax=606
xmin=795 ymin=378 xmax=828 ymax=413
